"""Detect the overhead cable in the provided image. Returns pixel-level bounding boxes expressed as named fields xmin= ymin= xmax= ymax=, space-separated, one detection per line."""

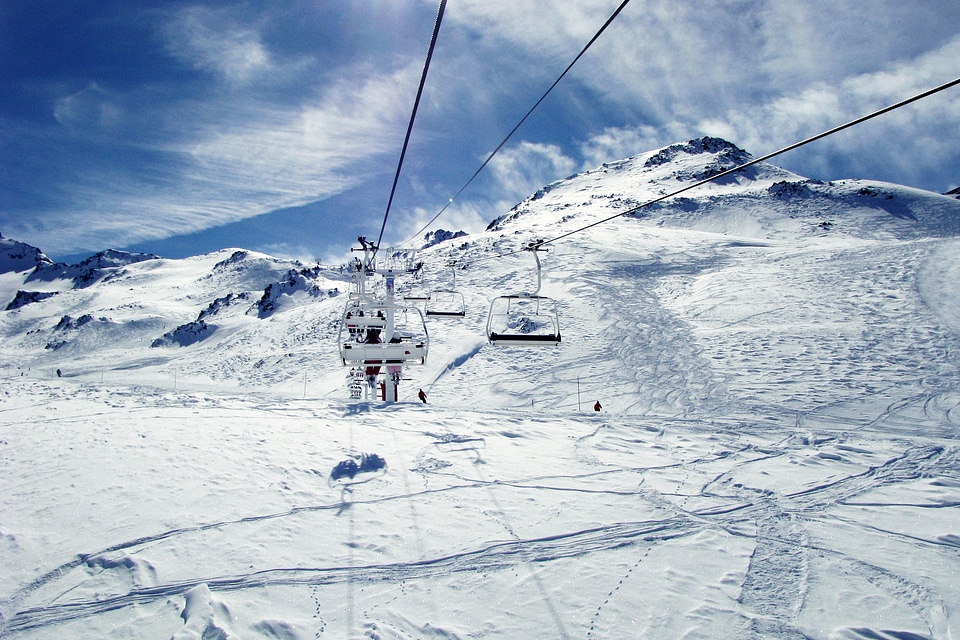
xmin=375 ymin=0 xmax=448 ymax=254
xmin=402 ymin=0 xmax=633 ymax=247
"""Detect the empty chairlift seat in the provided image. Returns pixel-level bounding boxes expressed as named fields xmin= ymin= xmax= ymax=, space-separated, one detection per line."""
xmin=425 ymin=289 xmax=466 ymax=318
xmin=486 ymin=294 xmax=561 ymax=345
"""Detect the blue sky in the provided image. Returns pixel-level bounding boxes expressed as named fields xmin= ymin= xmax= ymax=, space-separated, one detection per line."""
xmin=2 ymin=0 xmax=959 ymax=264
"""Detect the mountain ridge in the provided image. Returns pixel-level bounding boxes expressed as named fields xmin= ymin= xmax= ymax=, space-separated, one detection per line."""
xmin=2 ymin=137 xmax=959 ymax=413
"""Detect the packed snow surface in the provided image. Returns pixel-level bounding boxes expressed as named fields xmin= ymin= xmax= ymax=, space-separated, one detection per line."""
xmin=2 ymin=140 xmax=959 ymax=638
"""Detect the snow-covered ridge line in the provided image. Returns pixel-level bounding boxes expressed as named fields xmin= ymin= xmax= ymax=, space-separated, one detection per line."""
xmin=0 ymin=232 xmax=52 ymax=274
xmin=27 ymin=249 xmax=161 ymax=288
xmin=1 ymin=135 xmax=958 ymax=392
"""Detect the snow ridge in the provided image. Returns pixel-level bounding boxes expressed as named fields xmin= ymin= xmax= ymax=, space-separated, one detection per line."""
xmin=642 ymin=136 xmax=751 ymax=168
xmin=27 ymin=249 xmax=159 ymax=289
xmin=5 ymin=290 xmax=58 ymax=311
xmin=254 ymin=266 xmax=335 ymax=318
xmin=0 ymin=233 xmax=52 ymax=274
xmin=422 ymin=228 xmax=469 ymax=249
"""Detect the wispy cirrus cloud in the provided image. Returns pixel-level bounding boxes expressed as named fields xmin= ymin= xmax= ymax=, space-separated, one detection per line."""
xmin=162 ymin=6 xmax=274 ymax=85
xmin=186 ymin=61 xmax=421 ymax=202
xmin=3 ymin=0 xmax=959 ymax=261
xmin=2 ymin=0 xmax=433 ymax=257
xmin=486 ymin=141 xmax=578 ymax=201
xmin=692 ymin=33 xmax=960 ymax=185
xmin=53 ymin=83 xmax=124 ymax=133
xmin=24 ymin=58 xmax=425 ymax=254
xmin=386 ymin=139 xmax=583 ymax=248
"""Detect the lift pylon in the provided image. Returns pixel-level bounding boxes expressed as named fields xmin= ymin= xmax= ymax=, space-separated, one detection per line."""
xmin=337 ymin=238 xmax=429 ymax=401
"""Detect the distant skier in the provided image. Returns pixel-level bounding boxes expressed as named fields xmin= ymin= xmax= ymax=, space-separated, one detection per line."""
xmin=56 ymin=368 xmax=62 ymax=378
xmin=594 ymin=400 xmax=602 ymax=412
xmin=418 ymin=388 xmax=427 ymax=404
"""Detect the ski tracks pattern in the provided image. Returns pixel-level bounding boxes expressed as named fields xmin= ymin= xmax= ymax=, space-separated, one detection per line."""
xmin=3 ymin=405 xmax=958 ymax=638
xmin=720 ymin=443 xmax=958 ymax=639
xmin=3 ymin=517 xmax=701 ymax=635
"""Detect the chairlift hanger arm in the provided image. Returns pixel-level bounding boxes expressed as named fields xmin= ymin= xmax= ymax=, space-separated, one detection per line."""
xmin=521 ymin=240 xmax=548 ymax=296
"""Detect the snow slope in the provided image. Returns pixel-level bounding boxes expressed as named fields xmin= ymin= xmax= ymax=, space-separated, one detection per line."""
xmin=2 ymin=138 xmax=959 ymax=639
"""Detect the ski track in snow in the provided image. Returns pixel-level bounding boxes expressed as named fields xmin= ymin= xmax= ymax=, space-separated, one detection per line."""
xmin=581 ymin=249 xmax=728 ymax=417
xmin=5 ymin=517 xmax=701 ymax=634
xmin=3 ymin=392 xmax=958 ymax=638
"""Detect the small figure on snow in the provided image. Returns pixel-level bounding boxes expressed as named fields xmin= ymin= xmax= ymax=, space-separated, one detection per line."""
xmin=418 ymin=388 xmax=427 ymax=404
xmin=594 ymin=400 xmax=602 ymax=412
xmin=56 ymin=368 xmax=62 ymax=378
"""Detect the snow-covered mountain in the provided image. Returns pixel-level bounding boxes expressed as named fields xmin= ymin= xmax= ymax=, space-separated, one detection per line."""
xmin=3 ymin=138 xmax=960 ymax=639
xmin=5 ymin=137 xmax=957 ymax=410
xmin=0 ymin=233 xmax=53 ymax=275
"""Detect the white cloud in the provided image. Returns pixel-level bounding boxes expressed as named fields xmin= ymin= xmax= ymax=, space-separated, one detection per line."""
xmin=446 ymin=0 xmax=621 ymax=56
xmin=394 ymin=200 xmax=493 ymax=248
xmin=578 ymin=123 xmax=688 ymax=169
xmin=163 ymin=6 xmax=273 ymax=84
xmin=385 ymin=141 xmax=579 ymax=246
xmin=695 ymin=33 xmax=960 ymax=184
xmin=23 ymin=58 xmax=427 ymax=255
xmin=185 ymin=60 xmax=421 ymax=206
xmin=445 ymin=0 xmax=960 ymax=145
xmin=487 ymin=141 xmax=577 ymax=200
xmin=53 ymin=83 xmax=123 ymax=133
xmin=256 ymin=242 xmax=318 ymax=264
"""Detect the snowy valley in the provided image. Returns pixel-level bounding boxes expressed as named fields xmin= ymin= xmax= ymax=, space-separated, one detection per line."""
xmin=2 ymin=138 xmax=960 ymax=639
